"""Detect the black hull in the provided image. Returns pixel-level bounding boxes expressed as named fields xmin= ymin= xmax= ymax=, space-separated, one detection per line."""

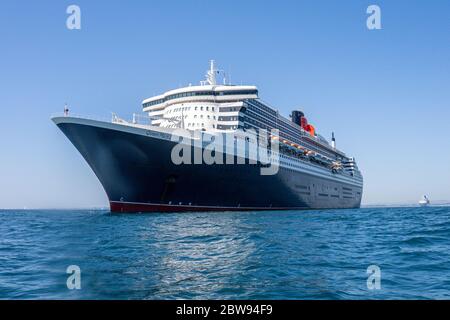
xmin=55 ymin=118 xmax=362 ymax=212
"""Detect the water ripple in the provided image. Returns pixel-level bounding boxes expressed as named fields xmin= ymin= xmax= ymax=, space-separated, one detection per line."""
xmin=1 ymin=207 xmax=450 ymax=299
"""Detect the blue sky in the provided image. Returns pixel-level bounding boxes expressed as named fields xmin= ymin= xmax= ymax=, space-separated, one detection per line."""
xmin=0 ymin=0 xmax=449 ymax=208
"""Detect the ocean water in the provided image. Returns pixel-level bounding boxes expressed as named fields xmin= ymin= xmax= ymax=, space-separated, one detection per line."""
xmin=1 ymin=207 xmax=450 ymax=300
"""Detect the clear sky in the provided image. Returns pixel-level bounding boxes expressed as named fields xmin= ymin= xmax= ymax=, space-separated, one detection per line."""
xmin=0 ymin=0 xmax=449 ymax=208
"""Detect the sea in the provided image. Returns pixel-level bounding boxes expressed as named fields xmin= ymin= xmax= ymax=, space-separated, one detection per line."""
xmin=1 ymin=206 xmax=450 ymax=300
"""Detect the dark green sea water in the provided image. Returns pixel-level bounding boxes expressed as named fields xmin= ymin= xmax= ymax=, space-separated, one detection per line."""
xmin=1 ymin=207 xmax=449 ymax=299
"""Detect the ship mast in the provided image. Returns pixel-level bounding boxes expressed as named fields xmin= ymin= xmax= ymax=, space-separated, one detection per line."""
xmin=206 ymin=60 xmax=217 ymax=85
xmin=201 ymin=60 xmax=227 ymax=86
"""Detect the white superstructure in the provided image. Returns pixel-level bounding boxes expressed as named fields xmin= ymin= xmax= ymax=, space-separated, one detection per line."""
xmin=142 ymin=60 xmax=257 ymax=131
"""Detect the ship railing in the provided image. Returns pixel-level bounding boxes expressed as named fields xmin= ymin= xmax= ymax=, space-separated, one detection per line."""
xmin=51 ymin=112 xmax=158 ymax=128
xmin=130 ymin=113 xmax=155 ymax=125
xmin=51 ymin=112 xmax=116 ymax=123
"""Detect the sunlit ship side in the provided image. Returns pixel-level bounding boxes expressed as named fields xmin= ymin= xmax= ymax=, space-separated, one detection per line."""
xmin=53 ymin=61 xmax=363 ymax=213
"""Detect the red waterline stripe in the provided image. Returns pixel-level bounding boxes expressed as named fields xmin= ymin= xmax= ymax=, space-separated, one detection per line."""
xmin=109 ymin=201 xmax=305 ymax=213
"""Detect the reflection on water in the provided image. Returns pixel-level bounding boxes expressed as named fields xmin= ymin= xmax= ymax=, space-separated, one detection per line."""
xmin=150 ymin=213 xmax=256 ymax=299
xmin=1 ymin=207 xmax=450 ymax=299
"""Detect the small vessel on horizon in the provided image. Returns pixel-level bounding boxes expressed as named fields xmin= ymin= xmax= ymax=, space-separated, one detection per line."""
xmin=419 ymin=195 xmax=430 ymax=207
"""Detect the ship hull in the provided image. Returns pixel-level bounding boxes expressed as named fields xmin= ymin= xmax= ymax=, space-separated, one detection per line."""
xmin=53 ymin=117 xmax=362 ymax=213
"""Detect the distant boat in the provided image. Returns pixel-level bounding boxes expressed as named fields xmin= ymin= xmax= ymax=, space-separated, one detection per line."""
xmin=419 ymin=195 xmax=430 ymax=207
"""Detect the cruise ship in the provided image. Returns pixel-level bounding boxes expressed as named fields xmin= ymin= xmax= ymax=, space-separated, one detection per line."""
xmin=52 ymin=61 xmax=363 ymax=212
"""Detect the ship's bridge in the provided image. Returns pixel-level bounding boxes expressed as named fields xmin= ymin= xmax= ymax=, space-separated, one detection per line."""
xmin=142 ymin=85 xmax=258 ymax=112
